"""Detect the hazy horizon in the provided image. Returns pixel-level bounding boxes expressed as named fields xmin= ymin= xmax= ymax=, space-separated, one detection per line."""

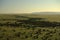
xmin=0 ymin=12 xmax=60 ymax=15
xmin=0 ymin=0 xmax=60 ymax=14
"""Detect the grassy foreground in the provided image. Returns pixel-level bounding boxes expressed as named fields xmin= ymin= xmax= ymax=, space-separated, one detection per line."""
xmin=0 ymin=26 xmax=60 ymax=40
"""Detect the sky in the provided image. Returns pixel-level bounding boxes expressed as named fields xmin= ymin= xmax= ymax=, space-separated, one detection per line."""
xmin=0 ymin=0 xmax=60 ymax=13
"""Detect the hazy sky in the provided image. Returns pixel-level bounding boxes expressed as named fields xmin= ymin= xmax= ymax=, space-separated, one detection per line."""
xmin=0 ymin=0 xmax=60 ymax=13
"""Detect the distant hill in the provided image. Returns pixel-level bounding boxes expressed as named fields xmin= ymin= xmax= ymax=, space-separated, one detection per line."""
xmin=32 ymin=12 xmax=60 ymax=15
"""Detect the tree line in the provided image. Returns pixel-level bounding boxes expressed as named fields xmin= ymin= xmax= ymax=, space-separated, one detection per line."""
xmin=0 ymin=18 xmax=60 ymax=28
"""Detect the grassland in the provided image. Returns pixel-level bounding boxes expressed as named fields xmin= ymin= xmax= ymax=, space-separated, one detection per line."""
xmin=0 ymin=14 xmax=60 ymax=40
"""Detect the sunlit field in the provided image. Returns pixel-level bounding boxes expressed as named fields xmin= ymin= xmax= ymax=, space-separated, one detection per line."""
xmin=0 ymin=14 xmax=60 ymax=40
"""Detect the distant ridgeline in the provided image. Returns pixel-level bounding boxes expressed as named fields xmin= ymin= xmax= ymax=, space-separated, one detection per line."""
xmin=0 ymin=16 xmax=60 ymax=27
xmin=32 ymin=12 xmax=60 ymax=15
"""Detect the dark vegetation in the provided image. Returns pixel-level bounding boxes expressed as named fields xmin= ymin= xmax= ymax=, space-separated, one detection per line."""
xmin=0 ymin=17 xmax=60 ymax=28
